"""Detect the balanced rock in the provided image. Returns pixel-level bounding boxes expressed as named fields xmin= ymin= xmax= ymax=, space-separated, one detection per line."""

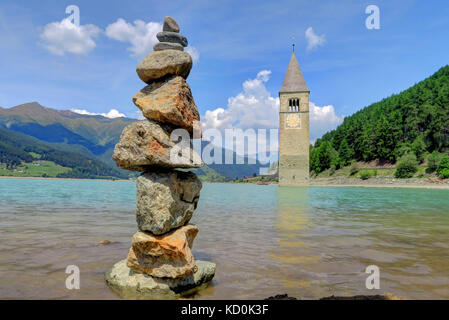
xmin=136 ymin=170 xmax=202 ymax=235
xmin=136 ymin=50 xmax=192 ymax=84
xmin=105 ymin=259 xmax=216 ymax=299
xmin=163 ymin=16 xmax=180 ymax=33
xmin=133 ymin=76 xmax=199 ymax=134
xmin=112 ymin=121 xmax=201 ymax=171
xmin=157 ymin=31 xmax=188 ymax=47
xmin=154 ymin=42 xmax=184 ymax=52
xmin=127 ymin=225 xmax=198 ymax=278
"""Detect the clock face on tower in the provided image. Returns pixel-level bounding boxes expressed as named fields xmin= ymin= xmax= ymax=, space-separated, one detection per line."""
xmin=285 ymin=113 xmax=300 ymax=129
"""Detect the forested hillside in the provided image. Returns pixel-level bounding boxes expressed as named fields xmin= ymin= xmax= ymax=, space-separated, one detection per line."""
xmin=311 ymin=65 xmax=449 ymax=174
xmin=0 ymin=126 xmax=129 ymax=179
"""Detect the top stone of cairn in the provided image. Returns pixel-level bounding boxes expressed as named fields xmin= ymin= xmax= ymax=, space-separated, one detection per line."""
xmin=163 ymin=16 xmax=179 ymax=33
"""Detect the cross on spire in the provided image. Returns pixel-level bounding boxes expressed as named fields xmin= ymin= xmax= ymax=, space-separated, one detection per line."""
xmin=291 ymin=36 xmax=295 ymax=52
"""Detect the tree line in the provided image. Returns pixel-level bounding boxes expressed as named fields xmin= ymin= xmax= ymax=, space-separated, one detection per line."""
xmin=310 ymin=65 xmax=449 ymax=176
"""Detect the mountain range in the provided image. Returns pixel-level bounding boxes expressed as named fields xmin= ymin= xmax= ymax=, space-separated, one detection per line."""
xmin=0 ymin=102 xmax=264 ymax=180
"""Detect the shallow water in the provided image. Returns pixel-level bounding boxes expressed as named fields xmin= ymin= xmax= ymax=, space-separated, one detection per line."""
xmin=0 ymin=178 xmax=448 ymax=299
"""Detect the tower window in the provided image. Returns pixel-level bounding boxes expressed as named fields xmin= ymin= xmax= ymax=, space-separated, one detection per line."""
xmin=288 ymin=98 xmax=300 ymax=112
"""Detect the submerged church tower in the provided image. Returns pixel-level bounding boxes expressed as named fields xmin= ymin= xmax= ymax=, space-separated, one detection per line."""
xmin=278 ymin=52 xmax=310 ymax=186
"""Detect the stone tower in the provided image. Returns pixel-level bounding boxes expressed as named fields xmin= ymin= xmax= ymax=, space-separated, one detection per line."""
xmin=278 ymin=52 xmax=310 ymax=186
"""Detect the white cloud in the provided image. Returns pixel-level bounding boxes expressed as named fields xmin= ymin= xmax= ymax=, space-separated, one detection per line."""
xmin=305 ymin=27 xmax=326 ymax=51
xmin=309 ymin=102 xmax=343 ymax=141
xmin=105 ymin=18 xmax=161 ymax=58
xmin=185 ymin=46 xmax=200 ymax=64
xmin=40 ymin=18 xmax=101 ymax=56
xmin=71 ymin=108 xmax=125 ymax=119
xmin=201 ymin=70 xmax=279 ymax=157
xmin=202 ymin=70 xmax=279 ymax=132
xmin=105 ymin=18 xmax=200 ymax=63
xmin=202 ymin=70 xmax=343 ymax=151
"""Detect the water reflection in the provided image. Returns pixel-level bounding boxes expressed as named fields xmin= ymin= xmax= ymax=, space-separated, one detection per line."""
xmin=270 ymin=187 xmax=318 ymax=296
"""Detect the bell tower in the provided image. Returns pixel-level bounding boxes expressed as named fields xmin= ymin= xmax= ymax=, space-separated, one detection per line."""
xmin=278 ymin=52 xmax=310 ymax=186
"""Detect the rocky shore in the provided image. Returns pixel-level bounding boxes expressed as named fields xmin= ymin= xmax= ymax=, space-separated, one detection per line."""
xmin=309 ymin=176 xmax=449 ymax=189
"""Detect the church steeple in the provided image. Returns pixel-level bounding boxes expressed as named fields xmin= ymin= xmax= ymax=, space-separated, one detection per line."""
xmin=279 ymin=52 xmax=309 ymax=94
xmin=278 ymin=51 xmax=310 ymax=186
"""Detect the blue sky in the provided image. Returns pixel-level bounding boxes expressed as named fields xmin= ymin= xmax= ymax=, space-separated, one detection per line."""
xmin=1 ymin=0 xmax=449 ymax=140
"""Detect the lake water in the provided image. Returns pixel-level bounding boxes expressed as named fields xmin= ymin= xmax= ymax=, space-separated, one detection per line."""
xmin=0 ymin=178 xmax=448 ymax=299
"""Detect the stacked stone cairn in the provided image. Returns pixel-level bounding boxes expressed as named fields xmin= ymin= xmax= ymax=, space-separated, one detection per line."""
xmin=105 ymin=16 xmax=216 ymax=299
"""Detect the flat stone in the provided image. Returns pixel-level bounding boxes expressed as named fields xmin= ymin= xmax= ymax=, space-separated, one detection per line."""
xmin=154 ymin=42 xmax=184 ymax=52
xmin=127 ymin=225 xmax=198 ymax=278
xmin=112 ymin=121 xmax=202 ymax=171
xmin=137 ymin=50 xmax=192 ymax=83
xmin=133 ymin=76 xmax=199 ymax=134
xmin=136 ymin=170 xmax=202 ymax=235
xmin=157 ymin=31 xmax=188 ymax=47
xmin=105 ymin=259 xmax=216 ymax=299
xmin=163 ymin=16 xmax=180 ymax=33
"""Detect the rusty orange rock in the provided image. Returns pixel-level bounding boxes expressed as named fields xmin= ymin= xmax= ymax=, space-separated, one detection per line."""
xmin=133 ymin=76 xmax=200 ymax=135
xmin=126 ymin=225 xmax=199 ymax=278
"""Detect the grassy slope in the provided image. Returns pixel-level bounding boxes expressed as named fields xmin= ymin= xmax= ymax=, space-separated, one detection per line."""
xmin=0 ymin=160 xmax=70 ymax=177
xmin=314 ymin=162 xmax=428 ymax=180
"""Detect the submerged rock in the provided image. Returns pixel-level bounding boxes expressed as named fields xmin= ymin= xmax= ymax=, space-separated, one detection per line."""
xmin=136 ymin=170 xmax=202 ymax=235
xmin=320 ymin=293 xmax=405 ymax=300
xmin=265 ymin=294 xmax=297 ymax=300
xmin=112 ymin=121 xmax=202 ymax=171
xmin=127 ymin=225 xmax=198 ymax=278
xmin=105 ymin=259 xmax=216 ymax=299
xmin=133 ymin=76 xmax=199 ymax=134
xmin=136 ymin=50 xmax=192 ymax=84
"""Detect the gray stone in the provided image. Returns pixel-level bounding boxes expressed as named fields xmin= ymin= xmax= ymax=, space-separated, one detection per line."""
xmin=136 ymin=170 xmax=202 ymax=235
xmin=105 ymin=259 xmax=216 ymax=299
xmin=136 ymin=50 xmax=192 ymax=83
xmin=154 ymin=42 xmax=184 ymax=51
xmin=112 ymin=121 xmax=202 ymax=171
xmin=163 ymin=16 xmax=180 ymax=33
xmin=157 ymin=31 xmax=188 ymax=47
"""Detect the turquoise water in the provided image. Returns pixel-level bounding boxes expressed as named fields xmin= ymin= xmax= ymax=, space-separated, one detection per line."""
xmin=0 ymin=178 xmax=448 ymax=299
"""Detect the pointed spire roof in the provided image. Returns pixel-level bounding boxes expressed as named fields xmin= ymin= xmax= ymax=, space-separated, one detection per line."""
xmin=279 ymin=52 xmax=309 ymax=94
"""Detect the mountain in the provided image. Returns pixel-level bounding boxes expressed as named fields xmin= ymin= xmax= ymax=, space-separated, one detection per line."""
xmin=0 ymin=102 xmax=134 ymax=166
xmin=311 ymin=65 xmax=449 ymax=173
xmin=0 ymin=102 xmax=265 ymax=180
xmin=0 ymin=126 xmax=129 ymax=179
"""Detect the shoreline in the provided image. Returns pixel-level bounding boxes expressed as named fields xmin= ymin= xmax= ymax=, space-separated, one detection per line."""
xmin=309 ymin=182 xmax=449 ymax=190
xmin=0 ymin=176 xmax=135 ymax=182
xmin=1 ymin=175 xmax=448 ymax=190
xmin=309 ymin=176 xmax=449 ymax=190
